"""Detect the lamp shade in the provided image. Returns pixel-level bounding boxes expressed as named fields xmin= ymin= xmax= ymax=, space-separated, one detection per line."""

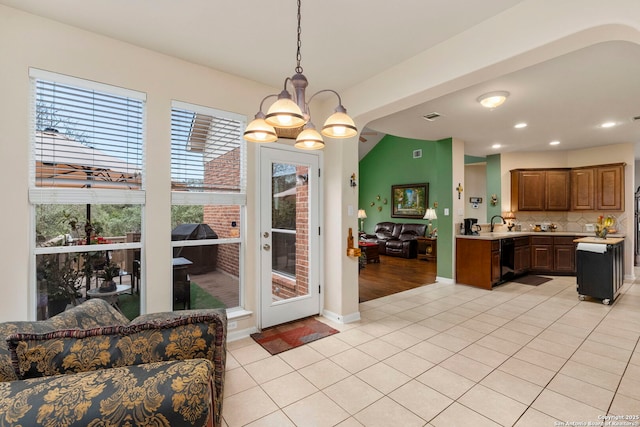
xmin=294 ymin=126 xmax=325 ymax=150
xmin=477 ymin=91 xmax=509 ymax=109
xmin=423 ymin=208 xmax=437 ymax=220
xmin=243 ymin=117 xmax=278 ymax=143
xmin=321 ymin=111 xmax=358 ymax=138
xmin=503 ymin=211 xmax=516 ymax=220
xmin=358 ymin=209 xmax=367 ymax=219
xmin=265 ymin=96 xmax=306 ymax=129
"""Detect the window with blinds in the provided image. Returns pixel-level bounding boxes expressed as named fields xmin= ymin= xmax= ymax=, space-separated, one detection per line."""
xmin=171 ymin=102 xmax=246 ymax=193
xmin=32 ymin=70 xmax=144 ymax=190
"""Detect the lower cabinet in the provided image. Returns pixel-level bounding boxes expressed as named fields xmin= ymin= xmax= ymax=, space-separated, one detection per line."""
xmin=491 ymin=241 xmax=501 ymax=286
xmin=514 ymin=237 xmax=530 ymax=274
xmin=531 ymin=235 xmax=576 ymax=274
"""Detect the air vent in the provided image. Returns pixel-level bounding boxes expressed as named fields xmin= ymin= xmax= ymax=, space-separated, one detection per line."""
xmin=413 ymin=149 xmax=422 ymax=159
xmin=422 ymin=112 xmax=441 ymax=121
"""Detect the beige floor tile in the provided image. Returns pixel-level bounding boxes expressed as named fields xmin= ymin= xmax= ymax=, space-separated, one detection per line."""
xmin=475 ymin=334 xmax=524 ymax=356
xmin=531 ymin=390 xmax=603 ymax=424
xmin=513 ymin=408 xmax=562 ymax=426
xmin=444 ymin=324 xmax=486 ymax=342
xmin=498 ymin=358 xmax=556 ymax=387
xmin=224 ymin=367 xmax=258 ymax=397
xmin=407 ymin=340 xmax=454 ymax=364
xmin=537 ymin=329 xmax=585 ymax=347
xmin=617 ymin=375 xmax=640 ymax=401
xmin=516 ymin=313 xmax=557 ymax=329
xmin=588 ymin=330 xmax=639 ymax=351
xmin=526 ymin=336 xmax=578 ymax=359
xmin=278 ymin=344 xmax=325 ymax=370
xmin=324 ymin=375 xmax=384 ymax=415
xmin=459 ymin=343 xmax=510 ymax=368
xmin=222 ymin=386 xmax=279 ymax=427
xmin=547 ymin=373 xmax=615 ymax=411
xmin=356 ymin=362 xmax=411 ymax=394
xmin=393 ymin=308 xmax=430 ymax=323
xmin=283 ymin=392 xmax=350 ymax=427
xmin=308 ymin=334 xmax=352 ymax=357
xmin=514 ymin=346 xmax=567 ymax=372
xmin=473 ymin=313 xmax=511 ymax=327
xmin=356 ymin=321 xmax=395 ymax=338
xmin=631 ymin=350 xmax=640 ymax=366
xmin=298 ymin=358 xmax=351 ymax=389
xmin=334 ymin=328 xmax=376 ymax=347
xmin=416 ymin=365 xmax=475 ymax=400
xmin=547 ymin=322 xmax=593 ymax=339
xmin=383 ymin=351 xmax=434 ymax=378
xmin=230 ymin=342 xmax=272 ymax=365
xmin=489 ymin=326 xmax=535 ymax=345
xmin=609 ymin=393 xmax=640 ymax=416
xmin=439 ymin=354 xmax=493 ymax=382
xmin=578 ymin=339 xmax=633 ymax=362
xmin=375 ymin=315 xmax=413 ymax=331
xmin=330 ymin=347 xmax=378 ymax=374
xmin=427 ymin=332 xmax=473 ymax=352
xmin=354 ymin=396 xmax=427 ymax=427
xmin=399 ymin=323 xmax=439 ymax=340
xmin=244 ymin=355 xmax=294 ymax=384
xmin=245 ymin=410 xmax=295 ymax=427
xmin=418 ymin=317 xmax=457 ymax=332
xmin=261 ymin=371 xmax=318 ymax=408
xmin=388 ymin=379 xmax=453 ymax=421
xmin=480 ymin=369 xmax=543 ymax=405
xmin=356 ymin=338 xmax=402 ymax=360
xmin=334 ymin=417 xmax=365 ymax=427
xmin=227 ymin=336 xmax=255 ymax=351
xmin=623 ymin=363 xmax=640 ymax=381
xmin=378 ymin=329 xmax=423 ymax=349
xmin=225 ymin=353 xmax=240 ymax=371
xmin=431 ymin=402 xmax=501 ymax=427
xmin=459 ymin=318 xmax=500 ymax=334
xmin=502 ymin=319 xmax=545 ymax=336
xmin=559 ymin=360 xmax=622 ymax=391
xmin=432 ymin=311 xmax=469 ymax=325
xmin=459 ymin=384 xmax=528 ymax=427
xmin=570 ymin=349 xmax=628 ymax=376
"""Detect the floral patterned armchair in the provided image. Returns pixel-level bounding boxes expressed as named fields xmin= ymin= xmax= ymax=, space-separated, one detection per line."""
xmin=0 ymin=298 xmax=227 ymax=427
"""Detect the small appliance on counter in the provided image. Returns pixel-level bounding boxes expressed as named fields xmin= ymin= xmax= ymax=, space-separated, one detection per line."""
xmin=463 ymin=218 xmax=480 ymax=235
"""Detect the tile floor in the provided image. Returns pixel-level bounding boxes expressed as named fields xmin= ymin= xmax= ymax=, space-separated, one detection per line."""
xmin=223 ymin=275 xmax=640 ymax=426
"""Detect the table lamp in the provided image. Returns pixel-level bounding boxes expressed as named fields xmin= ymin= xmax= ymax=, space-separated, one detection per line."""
xmin=358 ymin=209 xmax=367 ymax=232
xmin=503 ymin=211 xmax=517 ymax=231
xmin=423 ymin=208 xmax=438 ymax=236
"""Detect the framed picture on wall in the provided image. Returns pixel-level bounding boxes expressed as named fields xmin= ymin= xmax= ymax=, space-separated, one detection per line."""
xmin=391 ymin=183 xmax=428 ymax=218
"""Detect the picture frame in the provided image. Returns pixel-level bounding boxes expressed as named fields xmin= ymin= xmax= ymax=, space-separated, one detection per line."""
xmin=391 ymin=183 xmax=429 ymax=219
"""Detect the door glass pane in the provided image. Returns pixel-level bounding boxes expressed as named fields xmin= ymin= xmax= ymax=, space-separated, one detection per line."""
xmin=271 ymin=163 xmax=309 ymax=302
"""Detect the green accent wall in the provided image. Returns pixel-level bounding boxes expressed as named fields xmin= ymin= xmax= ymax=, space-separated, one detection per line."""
xmin=359 ymin=135 xmax=454 ymax=279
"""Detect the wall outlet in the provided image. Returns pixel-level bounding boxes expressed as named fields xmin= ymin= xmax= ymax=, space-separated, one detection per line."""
xmin=228 ymin=321 xmax=237 ymax=330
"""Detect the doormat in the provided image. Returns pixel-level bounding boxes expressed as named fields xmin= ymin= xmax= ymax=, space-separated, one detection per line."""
xmin=511 ymin=275 xmax=552 ymax=286
xmin=250 ymin=317 xmax=339 ymax=355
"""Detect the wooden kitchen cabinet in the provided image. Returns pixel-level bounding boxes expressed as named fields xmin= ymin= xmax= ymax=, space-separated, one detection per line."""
xmin=530 ymin=235 xmax=576 ymax=274
xmin=511 ymin=169 xmax=570 ymax=211
xmin=491 ymin=241 xmax=501 ymax=286
xmin=553 ymin=236 xmax=576 ymax=274
xmin=456 ymin=238 xmax=498 ymax=290
xmin=596 ymin=163 xmax=624 ymax=211
xmin=571 ymin=167 xmax=595 ymax=210
xmin=514 ymin=236 xmax=530 ymax=274
xmin=530 ymin=236 xmax=553 ymax=271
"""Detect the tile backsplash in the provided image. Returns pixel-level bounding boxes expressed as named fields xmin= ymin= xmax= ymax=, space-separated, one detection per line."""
xmin=481 ymin=211 xmax=627 ymax=234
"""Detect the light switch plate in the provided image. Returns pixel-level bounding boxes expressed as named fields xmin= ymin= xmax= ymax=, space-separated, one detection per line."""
xmin=444 ymin=208 xmax=450 ymax=216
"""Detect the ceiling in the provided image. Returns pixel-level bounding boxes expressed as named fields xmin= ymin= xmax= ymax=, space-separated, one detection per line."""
xmin=3 ymin=0 xmax=639 ymax=161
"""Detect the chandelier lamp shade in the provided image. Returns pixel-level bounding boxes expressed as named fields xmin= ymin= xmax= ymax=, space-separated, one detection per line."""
xmin=242 ymin=0 xmax=357 ymax=150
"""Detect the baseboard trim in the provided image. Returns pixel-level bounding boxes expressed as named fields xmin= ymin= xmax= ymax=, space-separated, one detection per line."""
xmin=227 ymin=326 xmax=258 ymax=342
xmin=436 ymin=276 xmax=454 ymax=284
xmin=323 ymin=308 xmax=361 ymax=324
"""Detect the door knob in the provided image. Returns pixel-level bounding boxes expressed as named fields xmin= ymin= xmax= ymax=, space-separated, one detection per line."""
xmin=263 ymin=232 xmax=270 ymax=238
xmin=263 ymin=244 xmax=271 ymax=251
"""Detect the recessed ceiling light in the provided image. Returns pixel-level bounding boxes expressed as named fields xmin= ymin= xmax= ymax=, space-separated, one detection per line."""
xmin=549 ymin=141 xmax=560 ymax=146
xmin=514 ymin=123 xmax=527 ymax=129
xmin=477 ymin=91 xmax=510 ymax=109
xmin=492 ymin=144 xmax=501 ymax=149
xmin=600 ymin=121 xmax=616 ymax=128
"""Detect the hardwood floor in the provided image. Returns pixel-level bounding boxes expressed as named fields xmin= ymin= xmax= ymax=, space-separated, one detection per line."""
xmin=358 ymin=255 xmax=437 ymax=302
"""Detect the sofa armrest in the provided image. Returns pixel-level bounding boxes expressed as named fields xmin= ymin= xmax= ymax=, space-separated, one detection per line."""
xmin=0 ymin=359 xmax=216 ymax=427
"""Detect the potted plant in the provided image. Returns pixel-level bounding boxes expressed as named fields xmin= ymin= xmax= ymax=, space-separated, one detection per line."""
xmin=98 ymin=262 xmax=120 ymax=292
xmin=37 ymin=254 xmax=84 ymax=316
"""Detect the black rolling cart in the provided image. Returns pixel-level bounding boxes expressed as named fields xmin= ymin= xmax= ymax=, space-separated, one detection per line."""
xmin=574 ymin=237 xmax=624 ymax=305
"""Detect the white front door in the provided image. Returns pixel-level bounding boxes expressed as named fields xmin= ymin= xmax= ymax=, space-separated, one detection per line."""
xmin=260 ymin=146 xmax=320 ymax=328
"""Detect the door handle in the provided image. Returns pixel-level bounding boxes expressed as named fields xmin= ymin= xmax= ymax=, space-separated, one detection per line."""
xmin=263 ymin=232 xmax=270 ymax=238
xmin=263 ymin=244 xmax=271 ymax=251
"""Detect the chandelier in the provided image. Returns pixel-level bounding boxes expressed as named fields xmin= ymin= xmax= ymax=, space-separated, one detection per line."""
xmin=243 ymin=0 xmax=357 ymax=150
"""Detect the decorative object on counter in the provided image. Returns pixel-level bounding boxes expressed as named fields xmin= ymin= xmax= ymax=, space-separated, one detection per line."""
xmin=503 ymin=211 xmax=517 ymax=231
xmin=357 ymin=209 xmax=367 ymax=232
xmin=549 ymin=223 xmax=558 ymax=231
xmin=423 ymin=208 xmax=438 ymax=237
xmin=595 ymin=215 xmax=614 ymax=239
xmin=391 ymin=183 xmax=428 ymax=219
xmin=490 ymin=194 xmax=498 ymax=206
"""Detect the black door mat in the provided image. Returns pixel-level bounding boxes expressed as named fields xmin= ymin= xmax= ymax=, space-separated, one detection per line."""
xmin=511 ymin=275 xmax=552 ymax=286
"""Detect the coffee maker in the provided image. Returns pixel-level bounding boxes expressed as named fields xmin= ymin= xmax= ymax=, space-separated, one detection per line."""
xmin=463 ymin=218 xmax=479 ymax=235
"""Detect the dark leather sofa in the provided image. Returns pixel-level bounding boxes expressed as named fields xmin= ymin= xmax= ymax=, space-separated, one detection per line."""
xmin=363 ymin=221 xmax=427 ymax=258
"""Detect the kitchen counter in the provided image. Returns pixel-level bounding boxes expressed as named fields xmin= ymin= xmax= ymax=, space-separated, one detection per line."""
xmin=573 ymin=237 xmax=625 ymax=245
xmin=457 ymin=231 xmax=625 ymax=240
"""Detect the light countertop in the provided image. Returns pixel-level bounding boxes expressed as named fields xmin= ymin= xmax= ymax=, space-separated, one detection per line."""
xmin=456 ymin=231 xmax=625 ymax=241
xmin=573 ymin=237 xmax=625 ymax=245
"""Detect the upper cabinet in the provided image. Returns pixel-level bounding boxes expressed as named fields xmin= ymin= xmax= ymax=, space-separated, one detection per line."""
xmin=511 ymin=169 xmax=570 ymax=211
xmin=512 ymin=163 xmax=625 ymax=212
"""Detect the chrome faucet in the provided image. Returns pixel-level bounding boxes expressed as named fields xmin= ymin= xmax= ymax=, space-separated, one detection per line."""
xmin=490 ymin=215 xmax=506 ymax=232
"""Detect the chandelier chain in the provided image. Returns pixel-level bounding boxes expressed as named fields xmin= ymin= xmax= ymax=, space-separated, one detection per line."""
xmin=295 ymin=0 xmax=303 ymax=74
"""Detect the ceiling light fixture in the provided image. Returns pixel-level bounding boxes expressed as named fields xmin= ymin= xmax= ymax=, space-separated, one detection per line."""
xmin=600 ymin=121 xmax=616 ymax=128
xmin=514 ymin=122 xmax=527 ymax=129
xmin=492 ymin=143 xmax=501 ymax=149
xmin=549 ymin=141 xmax=560 ymax=145
xmin=243 ymin=0 xmax=357 ymax=149
xmin=477 ymin=91 xmax=510 ymax=109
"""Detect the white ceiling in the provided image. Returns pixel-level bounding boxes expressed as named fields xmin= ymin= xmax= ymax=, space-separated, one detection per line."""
xmin=3 ymin=0 xmax=639 ymax=161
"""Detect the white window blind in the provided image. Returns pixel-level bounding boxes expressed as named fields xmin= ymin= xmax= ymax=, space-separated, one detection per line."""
xmin=31 ymin=70 xmax=144 ymax=191
xmin=171 ymin=101 xmax=246 ymax=194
